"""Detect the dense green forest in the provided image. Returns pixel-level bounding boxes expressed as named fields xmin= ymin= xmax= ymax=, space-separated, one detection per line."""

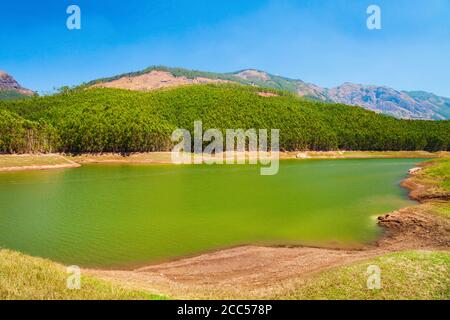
xmin=0 ymin=109 xmax=56 ymax=153
xmin=0 ymin=84 xmax=448 ymax=153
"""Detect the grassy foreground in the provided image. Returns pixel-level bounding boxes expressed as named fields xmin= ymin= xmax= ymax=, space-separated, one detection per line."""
xmin=283 ymin=251 xmax=449 ymax=300
xmin=420 ymin=157 xmax=450 ymax=191
xmin=283 ymin=159 xmax=450 ymax=300
xmin=0 ymin=249 xmax=165 ymax=300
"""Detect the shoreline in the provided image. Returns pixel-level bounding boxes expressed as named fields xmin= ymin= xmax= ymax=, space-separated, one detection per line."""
xmin=85 ymin=159 xmax=449 ymax=299
xmin=0 ymin=154 xmax=80 ymax=172
xmin=0 ymin=163 xmax=80 ymax=172
xmin=0 ymin=151 xmax=447 ymax=173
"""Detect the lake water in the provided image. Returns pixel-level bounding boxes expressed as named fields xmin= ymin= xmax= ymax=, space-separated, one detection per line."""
xmin=0 ymin=159 xmax=420 ymax=268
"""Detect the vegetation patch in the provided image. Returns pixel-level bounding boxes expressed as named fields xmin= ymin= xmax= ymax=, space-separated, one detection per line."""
xmin=282 ymin=251 xmax=450 ymax=300
xmin=404 ymin=158 xmax=450 ymax=201
xmin=0 ymin=249 xmax=165 ymax=300
xmin=421 ymin=158 xmax=450 ymax=191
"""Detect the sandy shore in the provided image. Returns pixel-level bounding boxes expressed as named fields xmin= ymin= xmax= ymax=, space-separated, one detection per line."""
xmin=0 ymin=154 xmax=80 ymax=172
xmin=0 ymin=151 xmax=450 ymax=172
xmin=66 ymin=150 xmax=447 ymax=164
xmin=86 ymin=160 xmax=450 ymax=299
xmin=1 ymin=151 xmax=447 ymax=173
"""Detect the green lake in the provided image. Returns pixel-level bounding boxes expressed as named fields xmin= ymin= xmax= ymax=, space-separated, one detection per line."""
xmin=0 ymin=159 xmax=420 ymax=268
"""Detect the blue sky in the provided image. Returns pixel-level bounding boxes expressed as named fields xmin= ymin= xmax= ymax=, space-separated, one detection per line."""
xmin=1 ymin=0 xmax=449 ymax=96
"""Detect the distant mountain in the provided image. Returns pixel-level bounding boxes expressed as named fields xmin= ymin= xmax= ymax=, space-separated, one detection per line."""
xmin=405 ymin=91 xmax=450 ymax=119
xmin=0 ymin=71 xmax=34 ymax=100
xmin=89 ymin=66 xmax=449 ymax=120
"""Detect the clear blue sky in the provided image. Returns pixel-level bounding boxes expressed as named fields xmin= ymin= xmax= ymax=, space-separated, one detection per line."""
xmin=1 ymin=0 xmax=449 ymax=96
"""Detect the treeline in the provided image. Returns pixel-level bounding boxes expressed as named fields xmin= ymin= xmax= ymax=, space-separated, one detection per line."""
xmin=0 ymin=84 xmax=448 ymax=153
xmin=0 ymin=110 xmax=56 ymax=153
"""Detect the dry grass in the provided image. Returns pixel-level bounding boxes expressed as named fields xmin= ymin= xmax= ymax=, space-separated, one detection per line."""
xmin=282 ymin=250 xmax=450 ymax=300
xmin=420 ymin=158 xmax=450 ymax=191
xmin=0 ymin=249 xmax=165 ymax=300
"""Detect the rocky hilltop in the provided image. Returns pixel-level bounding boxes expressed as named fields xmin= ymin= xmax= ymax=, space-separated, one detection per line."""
xmin=0 ymin=71 xmax=34 ymax=97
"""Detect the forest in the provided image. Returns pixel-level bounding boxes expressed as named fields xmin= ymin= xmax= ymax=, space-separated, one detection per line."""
xmin=0 ymin=84 xmax=449 ymax=153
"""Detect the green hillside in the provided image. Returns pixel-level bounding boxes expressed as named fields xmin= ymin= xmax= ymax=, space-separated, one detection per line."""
xmin=0 ymin=84 xmax=449 ymax=153
xmin=0 ymin=90 xmax=32 ymax=101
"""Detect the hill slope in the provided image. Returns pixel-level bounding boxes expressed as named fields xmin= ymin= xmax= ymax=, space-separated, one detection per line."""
xmin=89 ymin=66 xmax=450 ymax=120
xmin=0 ymin=84 xmax=448 ymax=154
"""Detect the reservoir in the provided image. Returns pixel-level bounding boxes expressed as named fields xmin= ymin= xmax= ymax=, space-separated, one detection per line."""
xmin=0 ymin=159 xmax=420 ymax=268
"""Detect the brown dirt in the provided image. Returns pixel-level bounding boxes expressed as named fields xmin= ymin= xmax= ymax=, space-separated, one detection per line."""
xmin=91 ymin=71 xmax=232 ymax=91
xmin=86 ymin=162 xmax=450 ymax=299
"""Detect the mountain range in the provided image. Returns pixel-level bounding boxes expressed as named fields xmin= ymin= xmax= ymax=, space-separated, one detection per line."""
xmin=2 ymin=67 xmax=449 ymax=120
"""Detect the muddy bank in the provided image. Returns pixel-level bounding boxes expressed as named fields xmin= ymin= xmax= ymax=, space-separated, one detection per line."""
xmin=86 ymin=162 xmax=449 ymax=299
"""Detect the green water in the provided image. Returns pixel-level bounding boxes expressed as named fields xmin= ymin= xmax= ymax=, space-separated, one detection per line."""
xmin=0 ymin=159 xmax=420 ymax=268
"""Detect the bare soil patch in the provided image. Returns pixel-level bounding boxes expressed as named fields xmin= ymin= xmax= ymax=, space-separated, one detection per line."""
xmin=91 ymin=71 xmax=232 ymax=92
xmin=257 ymin=91 xmax=279 ymax=97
